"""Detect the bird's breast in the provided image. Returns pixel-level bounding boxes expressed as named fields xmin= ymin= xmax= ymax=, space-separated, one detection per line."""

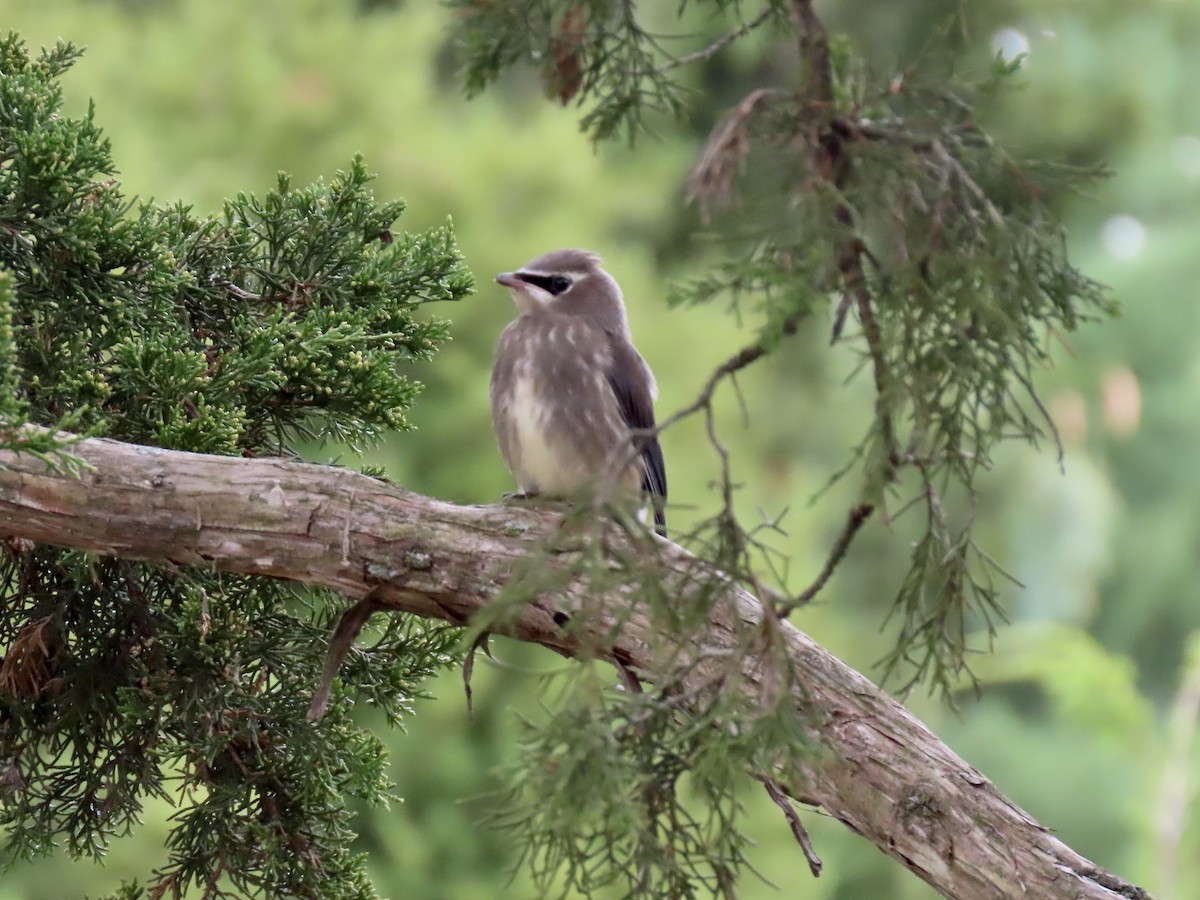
xmin=507 ymin=368 xmax=582 ymax=494
xmin=491 ymin=318 xmax=638 ymax=497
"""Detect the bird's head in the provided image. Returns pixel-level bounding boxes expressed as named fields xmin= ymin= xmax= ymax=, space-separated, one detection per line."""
xmin=496 ymin=248 xmax=628 ymax=333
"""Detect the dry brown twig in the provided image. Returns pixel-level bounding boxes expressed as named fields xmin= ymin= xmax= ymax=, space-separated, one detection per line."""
xmin=759 ymin=775 xmax=823 ymax=877
xmin=686 ymin=87 xmax=785 ymax=222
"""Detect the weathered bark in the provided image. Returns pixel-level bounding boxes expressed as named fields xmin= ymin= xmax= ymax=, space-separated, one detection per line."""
xmin=0 ymin=433 xmax=1149 ymax=900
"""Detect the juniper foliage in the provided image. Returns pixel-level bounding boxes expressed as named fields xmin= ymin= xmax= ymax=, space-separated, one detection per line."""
xmin=0 ymin=1 xmax=1122 ymax=895
xmin=0 ymin=35 xmax=471 ymax=897
xmin=453 ymin=1 xmax=1116 ymax=896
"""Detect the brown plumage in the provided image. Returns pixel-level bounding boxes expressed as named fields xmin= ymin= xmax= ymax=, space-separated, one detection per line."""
xmin=490 ymin=249 xmax=667 ymax=535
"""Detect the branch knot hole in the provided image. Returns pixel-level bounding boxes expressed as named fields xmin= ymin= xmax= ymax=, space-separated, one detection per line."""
xmin=897 ymin=783 xmax=953 ymax=859
xmin=403 ymin=550 xmax=433 ymax=571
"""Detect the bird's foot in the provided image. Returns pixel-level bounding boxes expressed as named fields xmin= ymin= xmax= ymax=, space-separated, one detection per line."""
xmin=501 ymin=491 xmax=540 ymax=501
xmin=501 ymin=492 xmax=575 ymax=518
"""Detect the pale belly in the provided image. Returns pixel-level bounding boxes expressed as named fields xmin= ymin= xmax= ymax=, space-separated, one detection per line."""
xmin=507 ymin=372 xmax=597 ymax=495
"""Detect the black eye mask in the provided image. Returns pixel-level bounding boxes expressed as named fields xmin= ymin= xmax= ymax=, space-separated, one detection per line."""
xmin=519 ymin=273 xmax=573 ymax=295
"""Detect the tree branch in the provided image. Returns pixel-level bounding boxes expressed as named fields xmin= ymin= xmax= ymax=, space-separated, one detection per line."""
xmin=778 ymin=502 xmax=874 ymax=615
xmin=789 ymin=0 xmax=833 ymax=106
xmin=657 ymin=6 xmax=777 ymax=73
xmin=0 ymin=432 xmax=1149 ymax=900
xmin=759 ymin=775 xmax=822 ymax=877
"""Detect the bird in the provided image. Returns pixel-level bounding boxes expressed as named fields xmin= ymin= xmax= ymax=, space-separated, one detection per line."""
xmin=489 ymin=249 xmax=667 ymax=536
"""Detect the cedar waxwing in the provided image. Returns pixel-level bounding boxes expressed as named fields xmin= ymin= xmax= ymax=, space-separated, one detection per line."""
xmin=490 ymin=249 xmax=667 ymax=535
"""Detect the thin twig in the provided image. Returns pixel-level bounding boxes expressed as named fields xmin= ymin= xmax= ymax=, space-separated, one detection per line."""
xmin=463 ymin=632 xmax=491 ymax=721
xmin=778 ymin=502 xmax=874 ymax=615
xmin=760 ymin=776 xmax=822 ymax=877
xmin=931 ymin=138 xmax=1004 ymax=226
xmin=306 ymin=588 xmax=387 ymax=723
xmin=202 ymin=857 xmax=228 ymax=900
xmin=658 ymin=6 xmax=777 ymax=73
xmin=850 ymin=262 xmax=900 ymax=469
xmin=655 ymin=312 xmax=804 ymax=435
xmin=147 ymin=869 xmax=181 ymax=900
xmin=1012 ymin=366 xmax=1064 ymax=468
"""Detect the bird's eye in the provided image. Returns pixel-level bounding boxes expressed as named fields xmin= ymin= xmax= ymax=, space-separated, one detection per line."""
xmin=549 ymin=275 xmax=572 ymax=295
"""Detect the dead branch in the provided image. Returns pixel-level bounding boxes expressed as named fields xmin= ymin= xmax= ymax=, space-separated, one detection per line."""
xmin=306 ymin=588 xmax=388 ymax=723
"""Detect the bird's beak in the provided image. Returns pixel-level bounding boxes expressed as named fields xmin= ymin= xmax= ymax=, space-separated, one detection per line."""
xmin=495 ymin=272 xmax=523 ymax=289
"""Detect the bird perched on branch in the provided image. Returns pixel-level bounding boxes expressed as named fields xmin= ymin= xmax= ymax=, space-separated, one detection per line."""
xmin=490 ymin=249 xmax=667 ymax=536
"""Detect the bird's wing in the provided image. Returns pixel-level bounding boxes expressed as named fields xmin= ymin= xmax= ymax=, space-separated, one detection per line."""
xmin=489 ymin=322 xmax=525 ymax=487
xmin=605 ymin=332 xmax=668 ymax=535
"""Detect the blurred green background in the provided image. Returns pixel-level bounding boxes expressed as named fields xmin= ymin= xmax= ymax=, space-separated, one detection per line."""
xmin=1 ymin=0 xmax=1197 ymax=897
